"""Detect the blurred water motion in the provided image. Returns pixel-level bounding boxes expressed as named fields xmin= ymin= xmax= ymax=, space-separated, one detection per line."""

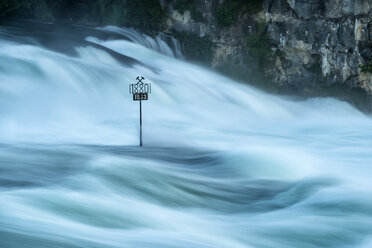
xmin=0 ymin=21 xmax=372 ymax=248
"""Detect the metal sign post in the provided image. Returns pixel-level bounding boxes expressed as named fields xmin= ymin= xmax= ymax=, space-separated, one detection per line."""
xmin=129 ymin=76 xmax=151 ymax=146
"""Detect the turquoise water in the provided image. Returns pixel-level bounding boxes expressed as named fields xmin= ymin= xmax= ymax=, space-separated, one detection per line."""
xmin=0 ymin=21 xmax=372 ymax=248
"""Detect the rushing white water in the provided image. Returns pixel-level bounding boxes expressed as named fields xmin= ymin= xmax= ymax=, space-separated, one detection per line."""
xmin=0 ymin=21 xmax=372 ymax=248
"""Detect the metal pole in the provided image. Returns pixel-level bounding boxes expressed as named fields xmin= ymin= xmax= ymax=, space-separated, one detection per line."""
xmin=140 ymin=99 xmax=142 ymax=147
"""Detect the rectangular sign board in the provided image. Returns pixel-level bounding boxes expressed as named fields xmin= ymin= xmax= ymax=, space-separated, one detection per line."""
xmin=133 ymin=93 xmax=148 ymax=101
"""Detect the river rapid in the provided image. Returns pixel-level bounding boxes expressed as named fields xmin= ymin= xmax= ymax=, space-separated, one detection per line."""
xmin=0 ymin=20 xmax=372 ymax=248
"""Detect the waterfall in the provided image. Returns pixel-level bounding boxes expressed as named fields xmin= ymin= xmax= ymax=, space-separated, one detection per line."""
xmin=97 ymin=25 xmax=183 ymax=59
xmin=0 ymin=20 xmax=372 ymax=248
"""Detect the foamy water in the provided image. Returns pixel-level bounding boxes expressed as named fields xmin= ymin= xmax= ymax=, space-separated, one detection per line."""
xmin=0 ymin=21 xmax=372 ymax=248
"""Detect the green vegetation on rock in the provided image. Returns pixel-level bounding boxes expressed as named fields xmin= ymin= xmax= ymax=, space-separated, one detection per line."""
xmin=121 ymin=0 xmax=166 ymax=33
xmin=246 ymin=35 xmax=271 ymax=67
xmin=173 ymin=0 xmax=205 ymax=23
xmin=244 ymin=22 xmax=274 ymax=82
xmin=359 ymin=59 xmax=372 ymax=73
xmin=172 ymin=31 xmax=214 ymax=64
xmin=65 ymin=0 xmax=166 ymax=33
xmin=0 ymin=0 xmax=165 ymax=33
xmin=0 ymin=0 xmax=53 ymax=21
xmin=213 ymin=21 xmax=280 ymax=94
xmin=190 ymin=8 xmax=205 ymax=23
xmin=216 ymin=0 xmax=264 ymax=27
xmin=173 ymin=0 xmax=194 ymax=13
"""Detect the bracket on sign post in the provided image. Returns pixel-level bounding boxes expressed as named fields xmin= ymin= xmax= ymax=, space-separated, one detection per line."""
xmin=129 ymin=76 xmax=151 ymax=147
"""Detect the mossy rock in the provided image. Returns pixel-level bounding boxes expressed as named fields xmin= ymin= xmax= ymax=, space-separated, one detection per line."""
xmin=1 ymin=0 xmax=166 ymax=34
xmin=216 ymin=0 xmax=264 ymax=27
xmin=172 ymin=31 xmax=214 ymax=64
xmin=173 ymin=0 xmax=206 ymax=23
xmin=359 ymin=59 xmax=372 ymax=73
xmin=0 ymin=0 xmax=53 ymax=21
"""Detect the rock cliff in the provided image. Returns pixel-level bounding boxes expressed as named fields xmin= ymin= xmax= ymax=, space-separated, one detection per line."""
xmin=164 ymin=0 xmax=372 ymax=110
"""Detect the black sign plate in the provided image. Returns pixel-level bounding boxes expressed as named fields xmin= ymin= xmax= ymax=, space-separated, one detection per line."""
xmin=133 ymin=93 xmax=148 ymax=101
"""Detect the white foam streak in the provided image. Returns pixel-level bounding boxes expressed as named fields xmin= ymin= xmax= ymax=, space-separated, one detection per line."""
xmin=1 ymin=25 xmax=372 ymax=247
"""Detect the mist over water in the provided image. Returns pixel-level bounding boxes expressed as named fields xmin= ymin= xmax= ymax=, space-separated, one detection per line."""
xmin=0 ymin=21 xmax=372 ymax=248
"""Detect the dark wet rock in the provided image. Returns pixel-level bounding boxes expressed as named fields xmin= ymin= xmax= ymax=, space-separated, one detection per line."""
xmin=163 ymin=0 xmax=372 ymax=107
